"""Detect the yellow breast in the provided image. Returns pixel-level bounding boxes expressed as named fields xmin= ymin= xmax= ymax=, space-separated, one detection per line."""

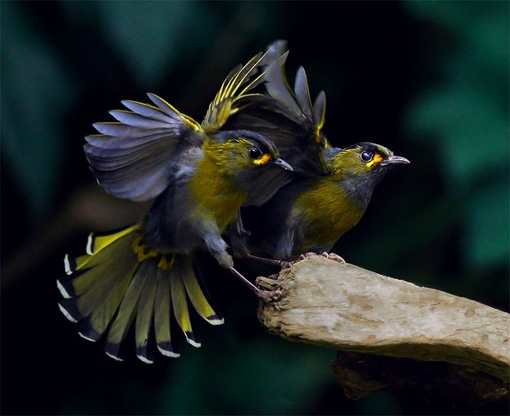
xmin=189 ymin=155 xmax=247 ymax=232
xmin=293 ymin=178 xmax=363 ymax=250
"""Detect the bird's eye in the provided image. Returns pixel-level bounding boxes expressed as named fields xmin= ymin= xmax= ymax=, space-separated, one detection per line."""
xmin=361 ymin=151 xmax=374 ymax=162
xmin=249 ymin=147 xmax=262 ymax=159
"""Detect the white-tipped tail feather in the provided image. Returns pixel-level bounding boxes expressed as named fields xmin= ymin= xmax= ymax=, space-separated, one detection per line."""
xmin=78 ymin=331 xmax=97 ymax=342
xmin=86 ymin=233 xmax=94 ymax=255
xmin=105 ymin=351 xmax=123 ymax=362
xmin=157 ymin=346 xmax=181 ymax=358
xmin=58 ymin=303 xmax=78 ymax=323
xmin=56 ymin=280 xmax=71 ymax=299
xmin=64 ymin=254 xmax=73 ymax=275
xmin=207 ymin=316 xmax=225 ymax=326
xmin=185 ymin=334 xmax=202 ymax=348
xmin=59 ymin=227 xmax=224 ymax=362
xmin=137 ymin=354 xmax=154 ymax=364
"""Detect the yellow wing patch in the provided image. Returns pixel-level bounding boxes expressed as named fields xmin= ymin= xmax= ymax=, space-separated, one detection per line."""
xmin=201 ymin=51 xmax=268 ymax=133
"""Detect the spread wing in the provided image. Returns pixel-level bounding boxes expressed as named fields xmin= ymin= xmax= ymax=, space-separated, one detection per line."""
xmin=226 ymin=42 xmax=329 ymax=177
xmin=84 ymin=44 xmax=290 ymax=203
xmin=201 ymin=50 xmax=276 ymax=134
xmin=84 ymin=94 xmax=204 ymax=201
xmin=200 ymin=43 xmax=296 ymax=207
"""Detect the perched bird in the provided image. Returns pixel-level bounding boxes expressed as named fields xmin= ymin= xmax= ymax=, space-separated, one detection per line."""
xmin=227 ymin=42 xmax=410 ymax=260
xmin=57 ymin=50 xmax=293 ymax=363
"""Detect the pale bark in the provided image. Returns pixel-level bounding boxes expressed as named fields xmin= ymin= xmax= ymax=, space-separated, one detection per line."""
xmin=257 ymin=255 xmax=510 ymax=399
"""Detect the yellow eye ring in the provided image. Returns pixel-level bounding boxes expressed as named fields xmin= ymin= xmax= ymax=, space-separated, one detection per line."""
xmin=366 ymin=153 xmax=384 ymax=168
xmin=253 ymin=153 xmax=272 ymax=166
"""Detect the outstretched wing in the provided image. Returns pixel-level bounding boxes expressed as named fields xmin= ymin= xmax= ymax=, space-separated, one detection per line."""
xmin=199 ymin=43 xmax=297 ymax=208
xmin=200 ymin=51 xmax=272 ymax=134
xmin=226 ymin=42 xmax=329 ymax=177
xmin=84 ymin=94 xmax=204 ymax=201
xmin=84 ymin=45 xmax=284 ymax=203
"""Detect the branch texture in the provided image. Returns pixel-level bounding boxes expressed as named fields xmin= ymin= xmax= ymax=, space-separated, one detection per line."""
xmin=257 ymin=255 xmax=510 ymax=399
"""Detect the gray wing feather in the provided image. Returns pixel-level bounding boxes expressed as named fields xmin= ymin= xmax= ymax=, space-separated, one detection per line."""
xmin=120 ymin=100 xmax=177 ymax=124
xmin=84 ymin=94 xmax=202 ymax=201
xmin=313 ymin=91 xmax=327 ymax=128
xmin=294 ymin=67 xmax=313 ymax=120
xmin=108 ymin=110 xmax=176 ymax=130
xmin=264 ymin=52 xmax=304 ymax=120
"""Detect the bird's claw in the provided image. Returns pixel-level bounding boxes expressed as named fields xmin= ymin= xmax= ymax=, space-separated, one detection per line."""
xmin=255 ymin=275 xmax=284 ymax=302
xmin=279 ymin=260 xmax=292 ymax=269
xmin=321 ymin=252 xmax=346 ymax=263
xmin=257 ymin=288 xmax=283 ymax=303
xmin=298 ymin=252 xmax=346 ymax=263
xmin=299 ymin=252 xmax=318 ymax=260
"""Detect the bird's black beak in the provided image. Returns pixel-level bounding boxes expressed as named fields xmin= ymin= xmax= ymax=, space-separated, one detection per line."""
xmin=381 ymin=155 xmax=411 ymax=166
xmin=272 ymin=158 xmax=294 ymax=171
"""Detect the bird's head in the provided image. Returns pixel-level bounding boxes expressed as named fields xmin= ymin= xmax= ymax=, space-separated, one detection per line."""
xmin=327 ymin=142 xmax=410 ymax=180
xmin=207 ymin=130 xmax=293 ymax=187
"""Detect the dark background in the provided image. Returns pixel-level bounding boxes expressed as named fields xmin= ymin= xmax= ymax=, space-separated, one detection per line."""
xmin=1 ymin=1 xmax=508 ymax=414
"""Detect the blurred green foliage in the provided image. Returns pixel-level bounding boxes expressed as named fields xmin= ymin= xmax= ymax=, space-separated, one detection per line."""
xmin=63 ymin=2 xmax=218 ymax=85
xmin=406 ymin=1 xmax=509 ymax=268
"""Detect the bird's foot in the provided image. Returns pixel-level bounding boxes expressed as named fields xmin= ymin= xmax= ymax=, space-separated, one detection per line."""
xmin=246 ymin=254 xmax=291 ymax=270
xmin=255 ymin=276 xmax=284 ymax=303
xmin=256 ymin=288 xmax=283 ymax=303
xmin=299 ymin=252 xmax=319 ymax=260
xmin=321 ymin=252 xmax=346 ymax=263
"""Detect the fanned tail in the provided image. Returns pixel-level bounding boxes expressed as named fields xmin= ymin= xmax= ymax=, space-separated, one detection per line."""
xmin=57 ymin=226 xmax=222 ymax=363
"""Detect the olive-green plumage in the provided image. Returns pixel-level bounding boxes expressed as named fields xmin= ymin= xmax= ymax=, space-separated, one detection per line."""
xmin=228 ymin=41 xmax=410 ymax=260
xmin=57 ymin=46 xmax=293 ymax=363
xmin=291 ymin=177 xmax=364 ymax=252
xmin=246 ymin=142 xmax=409 ymax=259
xmin=57 ymin=39 xmax=409 ymax=365
xmin=188 ymin=139 xmax=253 ymax=232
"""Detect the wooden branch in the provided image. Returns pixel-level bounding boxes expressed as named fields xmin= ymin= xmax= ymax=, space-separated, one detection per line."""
xmin=256 ymin=255 xmax=510 ymax=400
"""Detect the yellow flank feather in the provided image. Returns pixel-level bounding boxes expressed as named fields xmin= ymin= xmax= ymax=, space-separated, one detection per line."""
xmin=293 ymin=178 xmax=364 ymax=251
